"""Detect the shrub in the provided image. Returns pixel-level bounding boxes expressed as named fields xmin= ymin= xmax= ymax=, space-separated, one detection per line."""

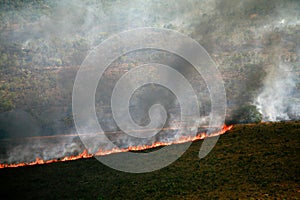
xmin=227 ymin=104 xmax=262 ymax=124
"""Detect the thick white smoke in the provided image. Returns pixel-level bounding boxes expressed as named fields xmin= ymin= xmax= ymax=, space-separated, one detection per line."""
xmin=4 ymin=136 xmax=84 ymax=163
xmin=1 ymin=0 xmax=299 ymax=165
xmin=253 ymin=2 xmax=300 ymax=122
xmin=256 ymin=62 xmax=299 ymax=121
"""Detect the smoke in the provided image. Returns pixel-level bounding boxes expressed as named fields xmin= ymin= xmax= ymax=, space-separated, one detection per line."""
xmin=1 ymin=0 xmax=300 ymax=164
xmin=1 ymin=136 xmax=84 ymax=163
xmin=252 ymin=1 xmax=300 ymax=122
xmin=256 ymin=62 xmax=299 ymax=121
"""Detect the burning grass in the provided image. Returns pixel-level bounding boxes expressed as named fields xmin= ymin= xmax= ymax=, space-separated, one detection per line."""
xmin=0 ymin=125 xmax=233 ymax=169
xmin=0 ymin=121 xmax=299 ymax=199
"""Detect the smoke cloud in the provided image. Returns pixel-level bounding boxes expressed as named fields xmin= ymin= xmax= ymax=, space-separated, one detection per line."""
xmin=0 ymin=0 xmax=299 ymax=164
xmin=256 ymin=62 xmax=299 ymax=121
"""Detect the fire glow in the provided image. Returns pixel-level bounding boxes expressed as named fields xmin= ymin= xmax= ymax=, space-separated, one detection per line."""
xmin=0 ymin=125 xmax=233 ymax=169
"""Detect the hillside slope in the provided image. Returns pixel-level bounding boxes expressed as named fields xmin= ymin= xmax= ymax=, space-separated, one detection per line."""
xmin=0 ymin=121 xmax=299 ymax=199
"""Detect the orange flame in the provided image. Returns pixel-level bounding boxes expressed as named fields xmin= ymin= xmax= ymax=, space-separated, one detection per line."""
xmin=0 ymin=125 xmax=233 ymax=169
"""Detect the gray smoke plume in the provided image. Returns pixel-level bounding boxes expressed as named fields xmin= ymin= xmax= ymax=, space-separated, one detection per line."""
xmin=1 ymin=0 xmax=300 ymax=164
xmin=1 ymin=136 xmax=84 ymax=163
xmin=256 ymin=62 xmax=299 ymax=121
xmin=253 ymin=1 xmax=300 ymax=122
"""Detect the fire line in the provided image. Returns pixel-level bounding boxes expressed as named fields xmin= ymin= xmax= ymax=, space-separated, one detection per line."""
xmin=0 ymin=125 xmax=233 ymax=169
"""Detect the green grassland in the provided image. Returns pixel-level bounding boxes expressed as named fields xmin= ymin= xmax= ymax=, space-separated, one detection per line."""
xmin=0 ymin=121 xmax=299 ymax=199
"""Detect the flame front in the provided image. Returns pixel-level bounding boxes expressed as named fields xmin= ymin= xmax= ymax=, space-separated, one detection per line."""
xmin=0 ymin=125 xmax=233 ymax=169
